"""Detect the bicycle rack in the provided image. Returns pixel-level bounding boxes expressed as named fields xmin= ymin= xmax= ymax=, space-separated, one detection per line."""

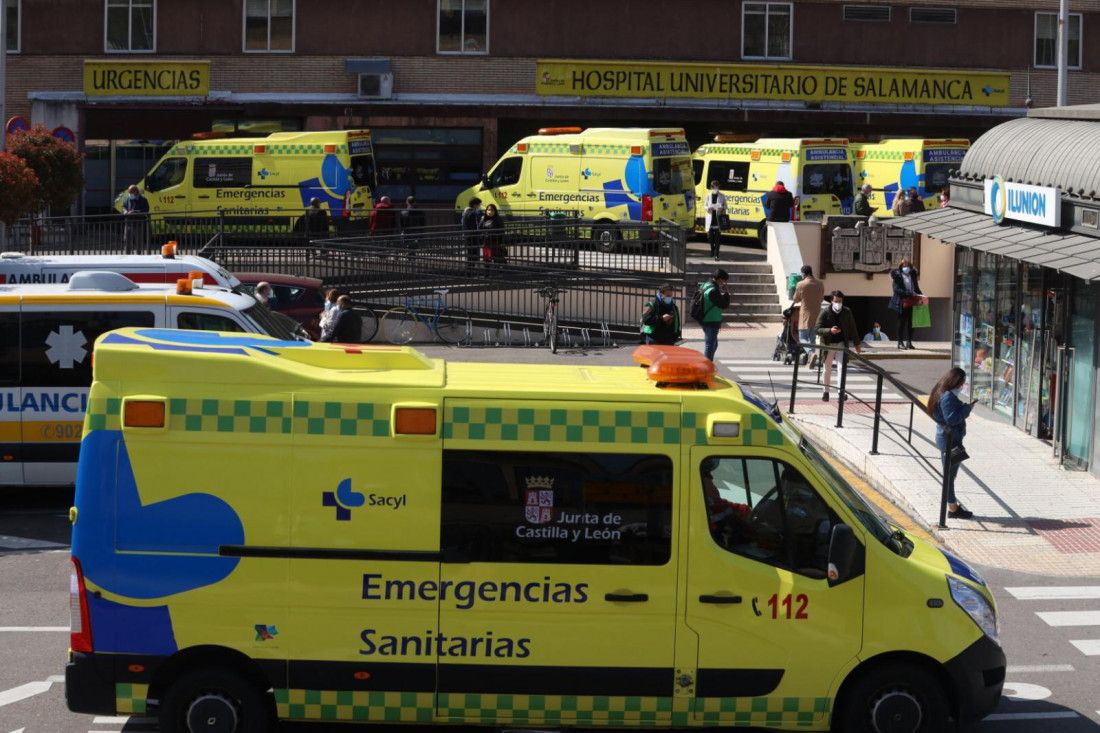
xmin=579 ymin=328 xmax=592 ymax=348
xmin=522 ymin=327 xmax=532 ymax=347
xmin=599 ymin=322 xmax=614 ymax=348
xmin=501 ymin=322 xmax=513 ymax=347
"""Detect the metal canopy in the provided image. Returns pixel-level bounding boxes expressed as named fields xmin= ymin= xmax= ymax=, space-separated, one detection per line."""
xmin=887 ymin=207 xmax=1100 ymax=281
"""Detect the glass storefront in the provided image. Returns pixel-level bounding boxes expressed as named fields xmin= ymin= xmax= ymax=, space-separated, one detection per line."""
xmin=951 ymin=250 xmax=1099 ymax=472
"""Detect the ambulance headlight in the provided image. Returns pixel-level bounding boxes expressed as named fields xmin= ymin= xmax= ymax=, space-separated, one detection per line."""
xmin=948 ymin=576 xmax=999 ymax=644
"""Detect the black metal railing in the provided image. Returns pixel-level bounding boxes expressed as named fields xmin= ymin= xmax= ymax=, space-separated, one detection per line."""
xmin=788 ymin=341 xmax=954 ymax=528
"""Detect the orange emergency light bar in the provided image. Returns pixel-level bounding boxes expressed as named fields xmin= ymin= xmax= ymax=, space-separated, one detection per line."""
xmin=516 ymin=143 xmax=529 ymax=153
xmin=538 ymin=127 xmax=583 ymax=135
xmin=632 ymin=346 xmax=716 ymax=386
xmin=161 ymin=241 xmax=178 ymax=258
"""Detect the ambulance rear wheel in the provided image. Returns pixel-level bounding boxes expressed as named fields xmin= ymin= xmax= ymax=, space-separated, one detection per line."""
xmin=837 ymin=662 xmax=951 ymax=733
xmin=158 ymin=668 xmax=272 ymax=733
xmin=593 ymin=225 xmax=619 ymax=253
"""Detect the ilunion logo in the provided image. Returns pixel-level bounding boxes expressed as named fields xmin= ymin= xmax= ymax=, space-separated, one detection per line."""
xmin=989 ymin=175 xmax=1007 ymax=225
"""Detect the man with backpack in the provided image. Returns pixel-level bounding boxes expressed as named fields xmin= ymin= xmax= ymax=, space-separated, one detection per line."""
xmin=691 ymin=269 xmax=731 ymax=362
xmin=641 ymin=283 xmax=682 ymax=345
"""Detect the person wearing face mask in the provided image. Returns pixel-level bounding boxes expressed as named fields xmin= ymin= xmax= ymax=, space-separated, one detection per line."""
xmin=815 ymin=290 xmax=861 ymax=402
xmin=927 ymin=367 xmax=976 ymax=519
xmin=318 ymin=288 xmax=340 ymax=341
xmin=122 ymin=185 xmax=150 ymax=253
xmin=862 ymin=321 xmax=891 ymax=345
xmin=641 ymin=283 xmax=682 ymax=345
xmin=703 ymin=180 xmax=728 ymax=261
xmin=889 ymin=258 xmax=923 ymax=349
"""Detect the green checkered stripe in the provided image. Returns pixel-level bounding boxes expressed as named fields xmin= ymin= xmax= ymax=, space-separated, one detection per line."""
xmin=741 ymin=413 xmax=784 ymax=447
xmin=858 ymin=149 xmax=911 ymax=161
xmin=291 ymin=400 xmax=390 ymax=437
xmin=275 ymin=690 xmax=829 ymax=726
xmin=701 ymin=145 xmax=752 ymax=156
xmin=167 ymin=398 xmax=293 ymax=434
xmin=680 ymin=412 xmax=709 ymax=445
xmin=443 ymin=405 xmax=683 ymax=445
xmin=585 ymin=143 xmax=635 ymax=155
xmin=85 ymin=397 xmax=122 ymax=433
xmin=115 ymin=683 xmax=149 ymax=714
xmin=516 ymin=142 xmax=636 ymax=156
xmin=169 ymin=143 xmax=346 ymax=156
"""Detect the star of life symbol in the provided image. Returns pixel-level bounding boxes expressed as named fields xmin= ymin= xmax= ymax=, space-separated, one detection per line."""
xmin=524 ymin=475 xmax=554 ymax=525
xmin=45 ymin=325 xmax=87 ymax=369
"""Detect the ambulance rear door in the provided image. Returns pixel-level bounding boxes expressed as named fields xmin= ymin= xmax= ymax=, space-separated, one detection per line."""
xmin=683 ymin=445 xmax=864 ymax=726
xmin=17 ymin=302 xmax=161 ymax=485
xmin=0 ymin=305 xmax=21 ymax=484
xmin=436 ymin=399 xmax=679 ymax=724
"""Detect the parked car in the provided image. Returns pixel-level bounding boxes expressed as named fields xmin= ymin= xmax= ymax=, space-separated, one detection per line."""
xmin=235 ymin=272 xmax=325 ymax=339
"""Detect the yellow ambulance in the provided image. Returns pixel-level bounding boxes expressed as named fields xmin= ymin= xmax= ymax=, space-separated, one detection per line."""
xmin=692 ymin=138 xmax=855 ymax=245
xmin=852 ymin=139 xmax=969 ymax=216
xmin=67 ymin=339 xmax=1004 ymax=732
xmin=454 ymin=127 xmax=695 ymax=250
xmin=0 ymin=272 xmax=300 ymax=487
xmin=117 ymin=130 xmax=377 ymax=232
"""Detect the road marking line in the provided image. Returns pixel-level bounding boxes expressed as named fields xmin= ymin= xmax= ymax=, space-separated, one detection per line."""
xmin=1070 ymin=639 xmax=1100 ymax=655
xmin=1001 ymin=682 xmax=1052 ymax=701
xmin=0 ymin=678 xmax=56 ymax=707
xmin=92 ymin=717 xmax=155 ymax=725
xmin=1037 ymin=611 xmax=1100 ymax=627
xmin=984 ymin=712 xmax=1080 ymax=721
xmin=1006 ymin=664 xmax=1075 ymax=673
xmin=0 ymin=626 xmax=68 ymax=632
xmin=1006 ymin=586 xmax=1100 ymax=600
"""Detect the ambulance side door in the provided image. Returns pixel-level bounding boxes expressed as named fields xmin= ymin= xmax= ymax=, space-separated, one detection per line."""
xmin=0 ymin=307 xmax=21 ymax=484
xmin=682 ymin=447 xmax=864 ymax=728
xmin=480 ymin=155 xmax=525 ymax=217
xmin=437 ymin=399 xmax=679 ymax=725
xmin=529 ymin=154 xmax=579 ymax=218
xmin=143 ymin=155 xmax=191 ymax=215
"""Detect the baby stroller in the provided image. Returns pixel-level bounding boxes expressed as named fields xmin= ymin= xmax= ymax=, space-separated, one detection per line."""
xmin=772 ymin=305 xmax=802 ymax=364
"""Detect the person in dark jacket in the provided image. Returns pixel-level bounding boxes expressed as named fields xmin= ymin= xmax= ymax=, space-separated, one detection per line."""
xmin=322 ymin=295 xmax=363 ymax=343
xmin=908 ymin=186 xmax=926 ymax=214
xmin=641 ymin=283 xmax=682 ymax=345
xmin=927 ymin=367 xmax=975 ymax=519
xmin=461 ymin=197 xmax=483 ymax=267
xmin=815 ymin=290 xmax=861 ymax=402
xmin=400 ymin=196 xmax=426 ymax=233
xmin=122 ymin=185 xmax=150 ymax=252
xmin=764 ymin=181 xmax=795 ymax=223
xmin=698 ymin=269 xmax=731 ymax=362
xmin=888 ymin=258 xmax=923 ymax=349
xmin=303 ymin=197 xmax=330 ymax=237
xmin=479 ymin=203 xmax=507 ymax=264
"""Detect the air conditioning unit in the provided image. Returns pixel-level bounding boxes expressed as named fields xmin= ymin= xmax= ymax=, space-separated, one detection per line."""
xmin=358 ymin=72 xmax=393 ymax=99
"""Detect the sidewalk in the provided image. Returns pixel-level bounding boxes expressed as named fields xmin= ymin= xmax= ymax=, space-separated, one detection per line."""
xmin=790 ymin=401 xmax=1100 ymax=576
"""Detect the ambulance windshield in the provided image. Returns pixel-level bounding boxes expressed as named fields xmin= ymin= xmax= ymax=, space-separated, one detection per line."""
xmin=351 ymin=155 xmax=376 ymax=188
xmin=652 ymin=157 xmax=693 ymax=195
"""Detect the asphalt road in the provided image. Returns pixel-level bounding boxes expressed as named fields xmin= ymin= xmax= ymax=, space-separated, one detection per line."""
xmin=3 ymin=342 xmax=1094 ymax=732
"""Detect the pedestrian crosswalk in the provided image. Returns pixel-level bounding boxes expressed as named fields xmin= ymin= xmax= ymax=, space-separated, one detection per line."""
xmin=88 ymin=715 xmax=156 ymax=732
xmin=1007 ymin=585 xmax=1100 ymax=658
xmin=717 ymin=358 xmax=909 ymax=403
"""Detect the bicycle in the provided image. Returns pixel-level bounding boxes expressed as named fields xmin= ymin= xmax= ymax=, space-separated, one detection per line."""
xmin=380 ymin=288 xmax=470 ymax=345
xmin=535 ymin=286 xmax=565 ymax=354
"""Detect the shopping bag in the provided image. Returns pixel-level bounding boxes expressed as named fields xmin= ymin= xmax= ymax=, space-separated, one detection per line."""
xmin=911 ymin=303 xmax=931 ymax=329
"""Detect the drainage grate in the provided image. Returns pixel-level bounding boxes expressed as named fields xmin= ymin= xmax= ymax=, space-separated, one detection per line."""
xmin=1029 ymin=518 xmax=1100 ymax=554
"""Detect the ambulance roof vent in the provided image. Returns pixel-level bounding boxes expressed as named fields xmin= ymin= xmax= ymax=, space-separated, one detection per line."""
xmin=0 ymin=252 xmax=26 ymax=259
xmin=67 ymin=271 xmax=140 ymax=292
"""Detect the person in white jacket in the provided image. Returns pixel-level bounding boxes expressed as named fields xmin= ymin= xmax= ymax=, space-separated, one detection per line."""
xmin=703 ymin=180 xmax=728 ymax=261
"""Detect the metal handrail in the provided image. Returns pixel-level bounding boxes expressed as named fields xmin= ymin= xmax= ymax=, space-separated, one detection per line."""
xmin=787 ymin=341 xmax=954 ymax=528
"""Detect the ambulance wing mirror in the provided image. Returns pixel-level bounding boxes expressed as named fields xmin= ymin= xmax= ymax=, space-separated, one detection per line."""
xmin=480 ymin=173 xmax=490 ymax=190
xmin=826 ymin=523 xmax=861 ymax=586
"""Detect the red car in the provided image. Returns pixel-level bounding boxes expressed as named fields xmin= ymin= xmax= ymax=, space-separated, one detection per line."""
xmin=235 ymin=272 xmax=325 ymax=340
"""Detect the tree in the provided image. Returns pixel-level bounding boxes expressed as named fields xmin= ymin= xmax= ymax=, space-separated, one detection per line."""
xmin=0 ymin=153 xmax=40 ymax=227
xmin=7 ymin=125 xmax=85 ymax=212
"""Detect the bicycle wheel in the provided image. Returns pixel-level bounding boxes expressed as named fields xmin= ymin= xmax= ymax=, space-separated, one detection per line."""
xmin=434 ymin=306 xmax=470 ymax=345
xmin=381 ymin=307 xmax=417 ymax=345
xmin=544 ymin=305 xmax=559 ymax=354
xmin=359 ymin=306 xmax=379 ymax=343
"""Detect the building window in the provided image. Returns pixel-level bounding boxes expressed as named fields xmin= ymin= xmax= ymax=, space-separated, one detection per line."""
xmin=1035 ymin=12 xmax=1082 ymax=69
xmin=104 ymin=0 xmax=155 ymax=53
xmin=5 ymin=0 xmax=19 ymax=53
xmin=244 ymin=0 xmax=294 ymax=53
xmin=437 ymin=0 xmax=488 ymax=55
xmin=908 ymin=7 xmax=957 ymax=24
xmin=742 ymin=2 xmax=792 ymax=60
xmin=843 ymin=5 xmax=890 ymax=22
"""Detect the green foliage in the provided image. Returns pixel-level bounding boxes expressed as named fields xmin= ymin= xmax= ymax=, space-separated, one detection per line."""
xmin=0 ymin=153 xmax=40 ymax=226
xmin=7 ymin=125 xmax=85 ymax=211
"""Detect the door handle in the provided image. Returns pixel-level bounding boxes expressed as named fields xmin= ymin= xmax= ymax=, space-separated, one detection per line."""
xmin=604 ymin=592 xmax=648 ymax=603
xmin=699 ymin=593 xmax=742 ymax=604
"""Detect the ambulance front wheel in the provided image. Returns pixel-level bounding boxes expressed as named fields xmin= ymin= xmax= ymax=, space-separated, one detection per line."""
xmin=593 ymin=224 xmax=619 ymax=253
xmin=158 ymin=668 xmax=273 ymax=733
xmin=836 ymin=661 xmax=952 ymax=733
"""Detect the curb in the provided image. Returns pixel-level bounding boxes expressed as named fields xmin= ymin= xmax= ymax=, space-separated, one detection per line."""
xmin=790 ymin=415 xmax=942 ymax=542
xmin=862 ymin=351 xmax=951 ymax=361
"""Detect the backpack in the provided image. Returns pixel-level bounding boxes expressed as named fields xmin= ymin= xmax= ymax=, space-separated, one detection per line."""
xmin=690 ymin=283 xmax=710 ymax=323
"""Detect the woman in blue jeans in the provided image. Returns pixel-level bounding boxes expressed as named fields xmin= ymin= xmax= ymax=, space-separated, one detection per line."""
xmin=927 ymin=367 xmax=975 ymax=519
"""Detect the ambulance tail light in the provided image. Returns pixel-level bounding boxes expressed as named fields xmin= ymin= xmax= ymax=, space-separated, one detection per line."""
xmin=124 ymin=401 xmax=166 ymax=429
xmin=344 ymin=190 xmax=352 ymax=218
xmin=70 ymin=557 xmax=93 ymax=653
xmin=641 ymin=194 xmax=654 ymax=222
xmin=395 ymin=407 xmax=437 ymax=435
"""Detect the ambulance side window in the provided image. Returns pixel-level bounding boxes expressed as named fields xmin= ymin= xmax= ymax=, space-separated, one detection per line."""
xmin=0 ymin=313 xmax=19 ymax=384
xmin=193 ymin=157 xmax=253 ymax=188
xmin=486 ymin=157 xmax=522 ymax=188
xmin=176 ymin=312 xmax=246 ymax=332
xmin=702 ymin=457 xmax=838 ymax=579
xmin=441 ymin=450 xmax=673 ymax=565
xmin=709 ymin=162 xmax=750 ymax=192
xmin=146 ymin=157 xmax=187 ymax=192
xmin=20 ymin=311 xmax=156 ymax=388
xmin=693 ymin=160 xmax=705 ymax=187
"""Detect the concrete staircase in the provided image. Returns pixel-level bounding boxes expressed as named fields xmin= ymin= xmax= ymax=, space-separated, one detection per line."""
xmin=685 ymin=241 xmax=784 ymax=323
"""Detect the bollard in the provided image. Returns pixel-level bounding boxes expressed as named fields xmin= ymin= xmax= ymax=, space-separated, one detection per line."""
xmin=789 ymin=345 xmax=801 ymax=414
xmin=502 ymin=322 xmax=513 ymax=347
xmin=939 ymin=427 xmax=953 ymax=529
xmin=522 ymin=327 xmax=532 ymax=347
